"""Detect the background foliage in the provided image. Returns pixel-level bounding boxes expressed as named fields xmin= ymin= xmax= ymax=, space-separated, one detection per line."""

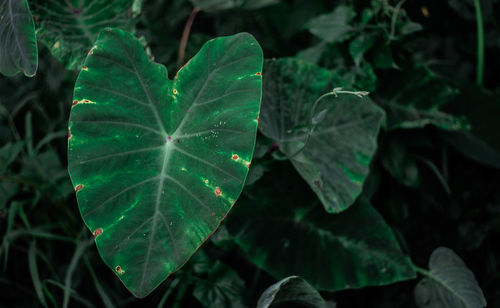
xmin=1 ymin=0 xmax=499 ymax=307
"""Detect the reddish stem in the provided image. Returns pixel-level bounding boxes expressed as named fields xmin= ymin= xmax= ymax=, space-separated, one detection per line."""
xmin=177 ymin=7 xmax=200 ymax=70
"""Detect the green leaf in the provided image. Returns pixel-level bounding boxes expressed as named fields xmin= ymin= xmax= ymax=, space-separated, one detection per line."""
xmin=0 ymin=0 xmax=38 ymax=77
xmin=414 ymin=247 xmax=487 ymax=308
xmin=31 ymin=0 xmax=142 ymax=70
xmin=377 ymin=65 xmax=469 ymax=131
xmin=257 ymin=276 xmax=330 ymax=308
xmin=348 ymin=33 xmax=377 ymax=67
xmin=67 ymin=29 xmax=263 ymax=297
xmin=225 ymin=173 xmax=416 ymax=291
xmin=305 ymin=5 xmax=356 ymax=43
xmin=259 ymin=58 xmax=385 ymax=213
xmin=193 ymin=261 xmax=248 ymax=308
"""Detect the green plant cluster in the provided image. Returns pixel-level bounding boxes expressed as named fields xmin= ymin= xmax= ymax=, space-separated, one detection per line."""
xmin=1 ymin=0 xmax=499 ymax=307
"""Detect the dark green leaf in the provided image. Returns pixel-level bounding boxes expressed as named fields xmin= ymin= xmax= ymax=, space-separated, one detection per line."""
xmin=0 ymin=0 xmax=38 ymax=77
xmin=225 ymin=174 xmax=416 ymax=291
xmin=305 ymin=5 xmax=356 ymax=43
xmin=259 ymin=58 xmax=385 ymax=213
xmin=193 ymin=261 xmax=247 ymax=308
xmin=31 ymin=0 xmax=142 ymax=70
xmin=257 ymin=276 xmax=330 ymax=308
xmin=68 ymin=29 xmax=263 ymax=297
xmin=414 ymin=247 xmax=487 ymax=308
xmin=348 ymin=33 xmax=377 ymax=67
xmin=190 ymin=0 xmax=279 ymax=12
xmin=377 ymin=65 xmax=469 ymax=131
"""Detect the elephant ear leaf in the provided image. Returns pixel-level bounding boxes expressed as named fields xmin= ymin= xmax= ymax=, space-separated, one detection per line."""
xmin=31 ymin=0 xmax=141 ymax=70
xmin=0 ymin=0 xmax=38 ymax=77
xmin=414 ymin=247 xmax=487 ymax=308
xmin=68 ymin=28 xmax=263 ymax=297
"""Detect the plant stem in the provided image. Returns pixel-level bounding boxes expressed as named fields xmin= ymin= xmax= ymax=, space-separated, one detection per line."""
xmin=389 ymin=0 xmax=407 ymax=41
xmin=474 ymin=0 xmax=484 ymax=86
xmin=177 ymin=7 xmax=200 ymax=70
xmin=411 ymin=263 xmax=430 ymax=277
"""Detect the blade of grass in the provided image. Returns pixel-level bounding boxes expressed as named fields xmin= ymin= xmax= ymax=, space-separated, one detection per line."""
xmin=473 ymin=0 xmax=484 ymax=86
xmin=157 ymin=278 xmax=180 ymax=308
xmin=84 ymin=257 xmax=115 ymax=308
xmin=2 ymin=201 xmax=20 ymax=270
xmin=63 ymin=236 xmax=93 ymax=308
xmin=45 ymin=279 xmax=94 ymax=308
xmin=28 ymin=240 xmax=48 ymax=307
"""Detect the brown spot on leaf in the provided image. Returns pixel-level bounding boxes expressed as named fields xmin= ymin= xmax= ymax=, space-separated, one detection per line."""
xmin=75 ymin=184 xmax=83 ymax=193
xmin=115 ymin=266 xmax=125 ymax=274
xmin=68 ymin=128 xmax=72 ymax=140
xmin=204 ymin=179 xmax=209 ymax=184
xmin=173 ymin=89 xmax=178 ymax=94
xmin=93 ymin=228 xmax=103 ymax=238
xmin=83 ymin=99 xmax=90 ymax=103
xmin=255 ymin=72 xmax=262 ymax=76
xmin=72 ymin=100 xmax=78 ymax=106
xmin=215 ymin=187 xmax=221 ymax=197
xmin=88 ymin=49 xmax=93 ymax=55
xmin=82 ymin=65 xmax=88 ymax=71
xmin=246 ymin=162 xmax=251 ymax=168
xmin=232 ymin=154 xmax=239 ymax=160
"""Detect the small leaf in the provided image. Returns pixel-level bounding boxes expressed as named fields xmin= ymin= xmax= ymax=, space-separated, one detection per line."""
xmin=0 ymin=0 xmax=38 ymax=77
xmin=348 ymin=33 xmax=377 ymax=67
xmin=305 ymin=5 xmax=356 ymax=43
xmin=257 ymin=276 xmax=330 ymax=308
xmin=31 ymin=0 xmax=141 ymax=70
xmin=259 ymin=58 xmax=385 ymax=213
xmin=414 ymin=247 xmax=487 ymax=308
xmin=68 ymin=29 xmax=263 ymax=297
xmin=225 ymin=173 xmax=416 ymax=291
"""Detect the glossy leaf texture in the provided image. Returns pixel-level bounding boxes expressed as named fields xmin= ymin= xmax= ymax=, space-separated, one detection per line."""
xmin=414 ymin=247 xmax=487 ymax=308
xmin=257 ymin=276 xmax=330 ymax=308
xmin=377 ymin=64 xmax=469 ymax=131
xmin=225 ymin=170 xmax=416 ymax=291
xmin=259 ymin=58 xmax=385 ymax=213
xmin=30 ymin=0 xmax=141 ymax=70
xmin=0 ymin=0 xmax=38 ymax=77
xmin=67 ymin=28 xmax=263 ymax=297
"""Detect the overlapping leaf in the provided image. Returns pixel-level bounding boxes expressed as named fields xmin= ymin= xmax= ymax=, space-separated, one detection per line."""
xmin=0 ymin=0 xmax=38 ymax=77
xmin=259 ymin=58 xmax=385 ymax=213
xmin=225 ymin=172 xmax=416 ymax=291
xmin=68 ymin=28 xmax=263 ymax=297
xmin=31 ymin=0 xmax=142 ymax=70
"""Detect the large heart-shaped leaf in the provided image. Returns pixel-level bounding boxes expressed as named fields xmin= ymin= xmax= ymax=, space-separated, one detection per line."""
xmin=67 ymin=28 xmax=263 ymax=297
xmin=414 ymin=247 xmax=486 ymax=308
xmin=259 ymin=58 xmax=385 ymax=213
xmin=224 ymin=169 xmax=416 ymax=291
xmin=31 ymin=0 xmax=141 ymax=70
xmin=0 ymin=0 xmax=38 ymax=77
